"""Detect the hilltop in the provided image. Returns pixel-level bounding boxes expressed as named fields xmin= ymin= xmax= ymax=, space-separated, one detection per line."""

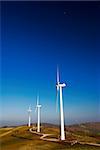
xmin=0 ymin=122 xmax=100 ymax=150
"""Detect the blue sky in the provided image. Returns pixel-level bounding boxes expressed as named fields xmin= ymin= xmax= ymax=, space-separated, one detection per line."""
xmin=1 ymin=1 xmax=100 ymax=126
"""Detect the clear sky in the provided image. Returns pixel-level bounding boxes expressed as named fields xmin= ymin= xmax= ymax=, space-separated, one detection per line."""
xmin=1 ymin=1 xmax=100 ymax=126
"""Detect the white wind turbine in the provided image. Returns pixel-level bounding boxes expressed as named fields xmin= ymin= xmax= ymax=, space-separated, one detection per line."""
xmin=56 ymin=67 xmax=66 ymax=140
xmin=35 ymin=95 xmax=42 ymax=133
xmin=27 ymin=106 xmax=32 ymax=127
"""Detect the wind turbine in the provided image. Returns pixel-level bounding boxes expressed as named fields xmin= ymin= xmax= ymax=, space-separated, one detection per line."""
xmin=56 ymin=67 xmax=66 ymax=140
xmin=27 ymin=106 xmax=32 ymax=127
xmin=35 ymin=95 xmax=42 ymax=133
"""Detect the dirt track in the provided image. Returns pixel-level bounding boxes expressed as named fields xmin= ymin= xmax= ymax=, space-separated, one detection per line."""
xmin=0 ymin=126 xmax=24 ymax=138
xmin=29 ymin=128 xmax=59 ymax=142
xmin=29 ymin=127 xmax=100 ymax=147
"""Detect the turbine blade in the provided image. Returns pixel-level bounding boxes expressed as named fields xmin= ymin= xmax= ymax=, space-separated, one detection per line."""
xmin=57 ymin=85 xmax=59 ymax=91
xmin=56 ymin=88 xmax=59 ymax=113
xmin=35 ymin=107 xmax=37 ymax=113
xmin=56 ymin=66 xmax=59 ymax=113
xmin=29 ymin=105 xmax=31 ymax=111
xmin=37 ymin=95 xmax=39 ymax=106
xmin=57 ymin=66 xmax=59 ymax=84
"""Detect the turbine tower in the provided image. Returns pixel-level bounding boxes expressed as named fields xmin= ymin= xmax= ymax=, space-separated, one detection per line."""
xmin=27 ymin=106 xmax=32 ymax=127
xmin=56 ymin=67 xmax=66 ymax=140
xmin=35 ymin=95 xmax=42 ymax=133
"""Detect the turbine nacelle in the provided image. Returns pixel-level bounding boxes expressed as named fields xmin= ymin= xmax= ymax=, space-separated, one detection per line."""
xmin=36 ymin=104 xmax=42 ymax=108
xmin=35 ymin=95 xmax=42 ymax=112
xmin=56 ymin=83 xmax=66 ymax=88
xmin=27 ymin=106 xmax=32 ymax=113
xmin=59 ymin=83 xmax=66 ymax=87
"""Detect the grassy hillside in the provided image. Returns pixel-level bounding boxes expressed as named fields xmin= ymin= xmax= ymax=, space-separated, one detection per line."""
xmin=0 ymin=122 xmax=100 ymax=150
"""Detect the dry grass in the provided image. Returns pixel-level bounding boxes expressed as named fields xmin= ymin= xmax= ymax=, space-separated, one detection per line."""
xmin=0 ymin=124 xmax=100 ymax=150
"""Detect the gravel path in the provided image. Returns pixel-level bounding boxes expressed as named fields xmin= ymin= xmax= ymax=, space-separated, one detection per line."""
xmin=29 ymin=127 xmax=100 ymax=147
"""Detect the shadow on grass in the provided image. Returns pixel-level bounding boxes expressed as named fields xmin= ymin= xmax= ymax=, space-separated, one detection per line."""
xmin=11 ymin=134 xmax=33 ymax=140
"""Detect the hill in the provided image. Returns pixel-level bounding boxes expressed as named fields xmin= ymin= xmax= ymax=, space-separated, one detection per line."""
xmin=0 ymin=122 xmax=100 ymax=150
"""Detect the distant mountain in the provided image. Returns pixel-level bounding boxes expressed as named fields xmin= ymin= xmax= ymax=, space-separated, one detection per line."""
xmin=66 ymin=122 xmax=100 ymax=131
xmin=65 ymin=122 xmax=100 ymax=139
